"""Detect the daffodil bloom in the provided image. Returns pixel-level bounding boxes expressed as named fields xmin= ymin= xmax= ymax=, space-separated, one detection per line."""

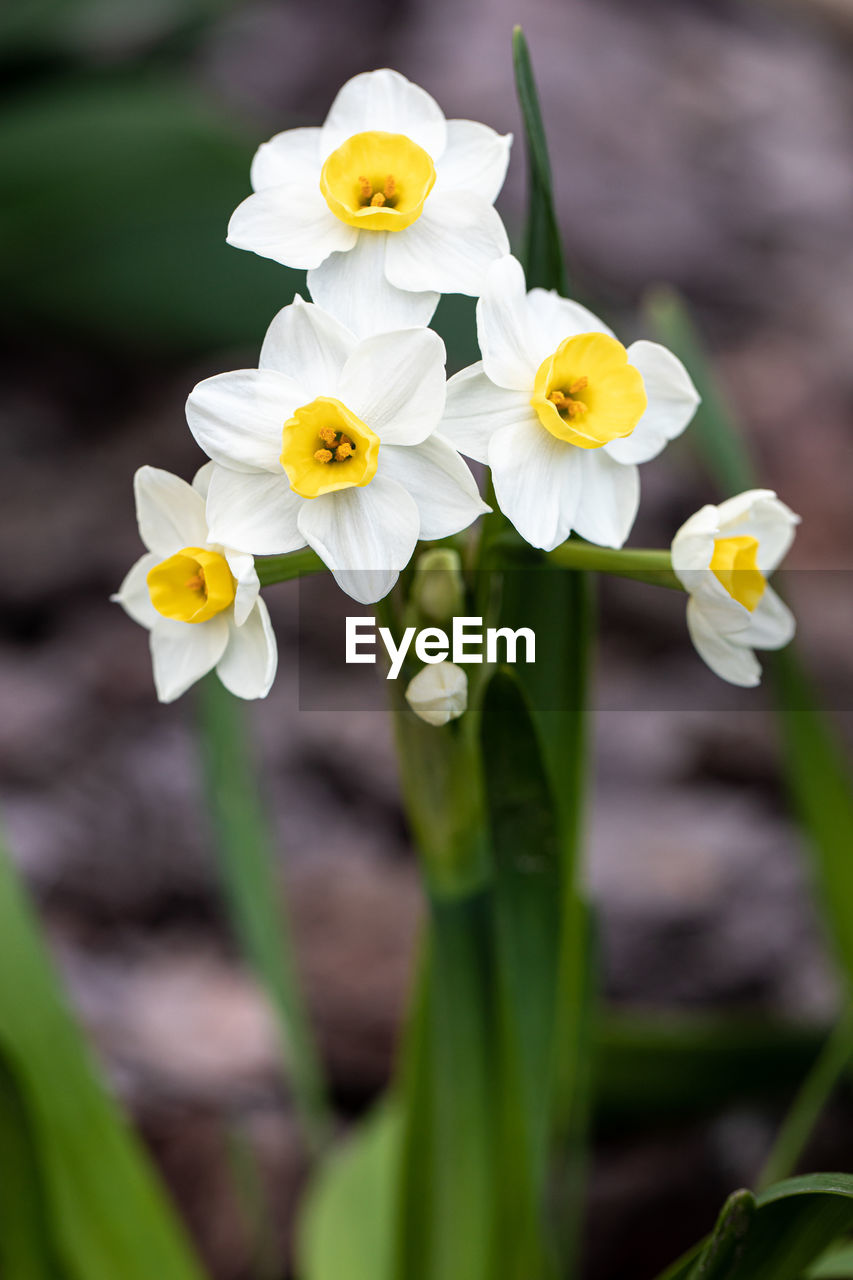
xmin=441 ymin=255 xmax=701 ymax=550
xmin=405 ymin=661 xmax=468 ymax=725
xmin=186 ymin=297 xmax=489 ymax=604
xmin=671 ymin=489 xmax=799 ymax=686
xmin=226 ymin=69 xmax=511 ymax=337
xmin=113 ymin=466 xmax=277 ymax=703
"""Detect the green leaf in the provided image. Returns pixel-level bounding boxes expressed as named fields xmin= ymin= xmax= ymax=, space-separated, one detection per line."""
xmin=196 ymin=677 xmax=330 ymax=1151
xmin=0 ymin=76 xmax=299 ymax=353
xmin=686 ymin=1189 xmax=756 ymax=1279
xmin=0 ymin=836 xmax=207 ymax=1280
xmin=0 ymin=1054 xmax=64 ymax=1278
xmin=808 ymin=1243 xmax=853 ymax=1276
xmin=297 ymin=1103 xmax=399 ymax=1280
xmin=512 ymin=27 xmax=568 ymax=294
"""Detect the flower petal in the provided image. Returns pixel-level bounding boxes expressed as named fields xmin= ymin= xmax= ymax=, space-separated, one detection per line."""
xmin=384 ymin=191 xmax=509 ymax=297
xmin=737 ymin=584 xmax=796 ymax=650
xmin=380 ymin=434 xmax=488 ymax=539
xmin=149 ymin=615 xmax=229 ymax=703
xmin=297 ymin=474 xmax=420 ymax=603
xmin=134 ymin=465 xmax=209 ymax=555
xmin=250 ymin=126 xmax=323 ymax=191
xmin=686 ymin=598 xmax=762 ymax=687
xmin=435 ymin=120 xmax=511 ymax=202
xmin=227 ymin=184 xmax=357 ymax=269
xmin=112 ymin=552 xmax=161 ymax=630
xmin=224 ymin=549 xmax=260 ymax=626
xmin=338 ymin=327 xmax=446 ymax=445
xmin=206 ymin=467 xmax=305 ymax=555
xmin=442 ymin=362 xmax=536 ymax=463
xmin=307 ymin=232 xmax=439 ymax=338
xmin=488 ymin=417 xmax=583 ymax=551
xmin=526 ymin=288 xmax=614 ymax=365
xmin=605 ymin=341 xmax=700 ymax=465
xmin=217 ymin=599 xmax=278 ymax=699
xmin=192 ymin=461 xmax=216 ymax=500
xmin=259 ymin=295 xmax=356 ymax=397
xmin=571 ymin=450 xmax=640 ymax=549
xmin=475 ymin=255 xmax=541 ymax=390
xmin=186 ymin=369 xmax=303 ymax=474
xmin=320 ymin=69 xmax=447 ymax=161
xmin=715 ymin=489 xmax=800 ymax=573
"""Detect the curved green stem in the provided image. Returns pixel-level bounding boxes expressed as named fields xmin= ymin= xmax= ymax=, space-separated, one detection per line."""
xmin=256 ymin=548 xmax=326 ymax=587
xmin=545 ymin=542 xmax=683 ymax=590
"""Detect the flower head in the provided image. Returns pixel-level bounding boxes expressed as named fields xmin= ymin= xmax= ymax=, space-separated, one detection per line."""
xmin=441 ymin=255 xmax=701 ymax=551
xmin=113 ymin=465 xmax=277 ymax=702
xmin=227 ymin=69 xmax=511 ymax=337
xmin=186 ymin=297 xmax=489 ymax=604
xmin=405 ymin=661 xmax=468 ymax=726
xmin=671 ymin=489 xmax=800 ymax=686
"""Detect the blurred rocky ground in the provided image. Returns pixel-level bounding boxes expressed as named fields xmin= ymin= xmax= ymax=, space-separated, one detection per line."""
xmin=1 ymin=0 xmax=853 ymax=1276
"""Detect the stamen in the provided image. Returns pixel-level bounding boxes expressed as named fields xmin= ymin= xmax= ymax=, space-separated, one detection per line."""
xmin=548 ymin=390 xmax=569 ymax=408
xmin=568 ymin=376 xmax=588 ymax=394
xmin=335 ymin=442 xmax=353 ymax=460
xmin=384 ymin=175 xmax=396 ymax=199
xmin=184 ymin=570 xmax=206 ymax=594
xmin=318 ymin=427 xmax=337 ymax=446
xmin=358 ymin=175 xmax=372 ymax=201
xmin=314 ymin=448 xmax=333 ymax=464
xmin=339 ymin=435 xmax=353 ymax=448
xmin=370 ymin=192 xmax=386 ymax=207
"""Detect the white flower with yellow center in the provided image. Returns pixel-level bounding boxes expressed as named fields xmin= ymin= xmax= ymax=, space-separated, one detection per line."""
xmin=226 ymin=68 xmax=511 ymax=337
xmin=671 ymin=489 xmax=799 ymax=686
xmin=186 ymin=296 xmax=489 ymax=604
xmin=113 ymin=465 xmax=277 ymax=703
xmin=442 ymin=255 xmax=701 ymax=551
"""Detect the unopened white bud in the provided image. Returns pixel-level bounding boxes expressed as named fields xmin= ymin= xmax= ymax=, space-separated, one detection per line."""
xmin=405 ymin=661 xmax=468 ymax=726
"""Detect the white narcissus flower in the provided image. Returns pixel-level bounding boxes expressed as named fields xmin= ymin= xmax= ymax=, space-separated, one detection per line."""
xmin=186 ymin=296 xmax=488 ymax=605
xmin=113 ymin=465 xmax=277 ymax=703
xmin=441 ymin=255 xmax=701 ymax=551
xmin=227 ymin=68 xmax=511 ymax=337
xmin=671 ymin=489 xmax=800 ymax=687
xmin=405 ymin=661 xmax=468 ymax=726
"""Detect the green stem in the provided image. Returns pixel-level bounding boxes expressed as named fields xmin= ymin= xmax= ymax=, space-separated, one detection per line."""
xmin=545 ymin=542 xmax=683 ymax=590
xmin=196 ymin=677 xmax=331 ymax=1154
xmin=757 ymin=1005 xmax=853 ymax=1191
xmin=255 ymin=548 xmax=326 ymax=587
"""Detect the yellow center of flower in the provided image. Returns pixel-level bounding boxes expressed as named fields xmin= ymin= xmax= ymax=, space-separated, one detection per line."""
xmin=147 ymin=548 xmax=236 ymax=623
xmin=710 ymin=535 xmax=766 ymax=612
xmin=530 ymin=332 xmax=648 ymax=449
xmin=320 ymin=131 xmax=436 ymax=232
xmin=281 ymin=396 xmax=380 ymax=499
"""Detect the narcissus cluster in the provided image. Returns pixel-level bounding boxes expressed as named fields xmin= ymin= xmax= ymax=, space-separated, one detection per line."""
xmin=115 ymin=67 xmax=800 ymax=710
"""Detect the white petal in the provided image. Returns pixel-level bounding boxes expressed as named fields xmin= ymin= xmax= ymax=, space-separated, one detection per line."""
xmin=250 ymin=126 xmax=323 ymax=191
xmin=227 ymin=185 xmax=357 ymax=269
xmin=605 ymin=341 xmax=700 ymax=465
xmin=192 ymin=461 xmax=217 ymax=500
xmin=405 ymin=661 xmax=468 ymax=726
xmin=686 ymin=598 xmax=762 ymax=688
xmin=338 ymin=328 xmax=446 ymax=445
xmin=380 ymin=434 xmax=488 ymax=539
xmin=526 ymin=288 xmax=614 ymax=366
xmin=320 ymin=69 xmax=447 ymax=161
xmin=475 ymin=255 xmax=541 ymax=391
xmin=259 ymin=295 xmax=356 ymax=397
xmin=671 ymin=505 xmax=719 ymax=574
xmin=217 ymin=599 xmax=277 ymax=700
xmin=435 ymin=120 xmax=511 ymax=203
xmin=571 ymin=450 xmax=640 ymax=549
xmin=488 ymin=418 xmax=583 ymax=552
xmin=206 ymin=467 xmax=305 ymax=555
xmin=112 ymin=553 xmax=161 ymax=630
xmin=737 ymin=585 xmax=796 ymax=650
xmin=224 ymin=549 xmax=260 ymax=626
xmin=186 ymin=369 xmax=303 ymax=474
xmin=715 ymin=490 xmax=800 ymax=573
xmin=307 ymin=232 xmax=439 ymax=339
xmin=134 ymin=466 xmax=209 ymax=555
xmin=384 ymin=191 xmax=509 ymax=297
xmin=442 ymin=363 xmax=535 ymax=464
xmin=297 ymin=474 xmax=420 ymax=604
xmin=149 ymin=616 xmax=229 ymax=703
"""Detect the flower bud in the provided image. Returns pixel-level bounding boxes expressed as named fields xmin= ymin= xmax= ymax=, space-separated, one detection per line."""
xmin=405 ymin=661 xmax=468 ymax=726
xmin=411 ymin=548 xmax=465 ymax=623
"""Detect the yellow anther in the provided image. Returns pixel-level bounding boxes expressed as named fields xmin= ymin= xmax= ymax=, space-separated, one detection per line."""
xmin=358 ymin=175 xmax=372 ymax=201
xmin=384 ymin=174 xmax=396 ymax=199
xmin=318 ymin=427 xmax=337 ymax=446
xmin=335 ymin=442 xmax=353 ymax=460
xmin=184 ymin=570 xmax=206 ymax=594
xmin=370 ymin=191 xmax=386 ymax=207
xmin=548 ymin=390 xmax=569 ymax=408
xmin=314 ymin=448 xmax=333 ymax=463
xmin=568 ymin=376 xmax=589 ymax=393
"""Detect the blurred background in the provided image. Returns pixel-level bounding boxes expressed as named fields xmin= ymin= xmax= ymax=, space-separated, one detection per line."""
xmin=2 ymin=0 xmax=853 ymax=1275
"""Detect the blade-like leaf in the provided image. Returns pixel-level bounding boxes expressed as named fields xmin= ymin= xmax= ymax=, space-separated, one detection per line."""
xmin=0 ymin=1053 xmax=64 ymax=1279
xmin=809 ymin=1243 xmax=853 ymax=1276
xmin=512 ymin=27 xmax=568 ymax=294
xmin=0 ymin=837 xmax=207 ymax=1280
